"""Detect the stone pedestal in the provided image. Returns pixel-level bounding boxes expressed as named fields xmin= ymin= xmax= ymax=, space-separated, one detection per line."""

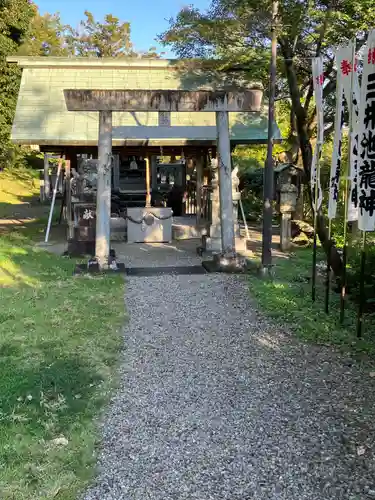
xmin=279 ymin=184 xmax=297 ymax=252
xmin=280 ymin=212 xmax=292 ymax=251
xmin=127 ymin=207 xmax=172 ymax=243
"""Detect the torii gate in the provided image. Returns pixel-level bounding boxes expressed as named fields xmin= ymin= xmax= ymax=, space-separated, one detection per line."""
xmin=63 ymin=88 xmax=263 ymax=269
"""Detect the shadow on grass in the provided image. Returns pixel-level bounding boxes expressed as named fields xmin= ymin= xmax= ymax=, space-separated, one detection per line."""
xmin=0 ymin=232 xmax=125 ymax=498
xmin=0 ymin=354 xmax=103 ymax=434
xmin=249 ymin=248 xmax=375 ymax=358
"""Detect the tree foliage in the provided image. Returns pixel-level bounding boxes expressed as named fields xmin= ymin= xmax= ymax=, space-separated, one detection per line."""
xmin=0 ymin=5 xmax=162 ymax=166
xmin=17 ymin=11 xmax=69 ymax=56
xmin=160 ymin=0 xmax=375 ymax=142
xmin=65 ymin=11 xmax=134 ymax=57
xmin=0 ymin=0 xmax=35 ymax=164
xmin=159 ymin=0 xmax=375 ymax=276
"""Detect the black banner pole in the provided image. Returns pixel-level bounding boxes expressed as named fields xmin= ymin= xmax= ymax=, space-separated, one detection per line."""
xmin=311 ymin=155 xmax=320 ymax=303
xmin=356 ymin=231 xmax=367 ymax=338
xmin=324 ymin=220 xmax=332 ymax=313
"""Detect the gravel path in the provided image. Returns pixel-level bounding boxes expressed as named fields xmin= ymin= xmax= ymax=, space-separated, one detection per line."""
xmin=84 ymin=262 xmax=375 ymax=500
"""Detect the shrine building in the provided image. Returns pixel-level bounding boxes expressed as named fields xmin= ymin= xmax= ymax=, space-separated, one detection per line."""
xmin=7 ymin=56 xmax=281 ymax=258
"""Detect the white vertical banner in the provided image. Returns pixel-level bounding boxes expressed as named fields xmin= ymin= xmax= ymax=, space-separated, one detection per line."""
xmin=358 ymin=30 xmax=375 ymax=231
xmin=346 ymin=45 xmax=361 ymax=222
xmin=347 ymin=124 xmax=360 ymax=222
xmin=336 ymin=42 xmax=360 ymax=117
xmin=311 ymin=57 xmax=324 ymax=210
xmin=328 ymin=75 xmax=345 ymax=219
xmin=329 ymin=42 xmax=360 ymax=221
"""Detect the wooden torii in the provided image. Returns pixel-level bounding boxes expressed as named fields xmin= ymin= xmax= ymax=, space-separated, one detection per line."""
xmin=63 ymin=88 xmax=263 ymax=269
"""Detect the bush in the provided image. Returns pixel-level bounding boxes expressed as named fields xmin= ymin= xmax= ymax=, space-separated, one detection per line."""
xmin=238 ymin=168 xmax=264 ymax=222
xmin=345 ymin=242 xmax=375 ymax=310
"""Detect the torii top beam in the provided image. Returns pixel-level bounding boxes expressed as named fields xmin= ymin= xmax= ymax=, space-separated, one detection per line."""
xmin=63 ymin=89 xmax=263 ymax=113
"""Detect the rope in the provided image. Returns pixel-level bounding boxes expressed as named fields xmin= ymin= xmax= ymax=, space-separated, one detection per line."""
xmin=123 ymin=211 xmax=173 ymax=225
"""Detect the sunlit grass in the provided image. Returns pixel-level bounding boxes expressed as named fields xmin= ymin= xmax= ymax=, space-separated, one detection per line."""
xmin=0 ymin=168 xmax=39 ymax=212
xmin=249 ymin=249 xmax=375 ymax=356
xmin=0 ymin=234 xmax=126 ymax=499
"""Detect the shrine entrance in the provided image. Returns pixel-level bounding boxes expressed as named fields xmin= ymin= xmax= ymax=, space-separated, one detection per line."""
xmin=63 ymin=88 xmax=263 ymax=270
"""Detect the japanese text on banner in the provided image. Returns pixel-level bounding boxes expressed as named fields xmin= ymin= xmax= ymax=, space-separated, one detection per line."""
xmin=358 ymin=30 xmax=375 ymax=231
xmin=311 ymin=57 xmax=324 ymax=210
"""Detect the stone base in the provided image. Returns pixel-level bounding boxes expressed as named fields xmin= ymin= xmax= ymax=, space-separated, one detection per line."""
xmin=67 ymin=239 xmax=95 ymax=257
xmin=205 ymin=237 xmax=222 ymax=252
xmin=74 ymin=262 xmax=126 ymax=276
xmin=202 ymin=253 xmax=248 ymax=274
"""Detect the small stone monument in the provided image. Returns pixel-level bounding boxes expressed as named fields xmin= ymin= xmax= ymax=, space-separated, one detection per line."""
xmin=279 ymin=182 xmax=298 ymax=251
xmin=275 ymin=163 xmax=302 ymax=251
xmin=231 ymin=166 xmax=241 ymax=238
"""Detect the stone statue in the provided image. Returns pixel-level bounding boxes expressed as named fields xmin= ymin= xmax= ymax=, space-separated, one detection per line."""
xmin=231 ymin=166 xmax=240 ymax=193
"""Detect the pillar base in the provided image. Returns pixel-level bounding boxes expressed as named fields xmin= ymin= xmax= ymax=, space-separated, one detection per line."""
xmin=74 ymin=259 xmax=126 ymax=275
xmin=280 ymin=212 xmax=292 ymax=252
xmin=205 ymin=236 xmax=222 ymax=252
xmin=202 ymin=252 xmax=248 ymax=274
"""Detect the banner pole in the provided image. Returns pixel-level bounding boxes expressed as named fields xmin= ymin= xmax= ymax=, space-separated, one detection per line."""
xmin=324 ymin=218 xmax=332 ymax=313
xmin=356 ymin=231 xmax=367 ymax=338
xmin=340 ymin=173 xmax=349 ymax=324
xmin=312 ymin=146 xmax=319 ymax=302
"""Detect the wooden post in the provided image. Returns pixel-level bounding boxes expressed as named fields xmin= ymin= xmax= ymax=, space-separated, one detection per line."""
xmin=45 ymin=160 xmax=62 ymax=243
xmin=95 ymin=111 xmax=112 ymax=269
xmin=261 ymin=0 xmax=278 ymax=272
xmin=44 ymin=153 xmax=50 ymax=200
xmin=39 ymin=169 xmax=44 ymax=203
xmin=65 ymin=159 xmax=73 ymax=240
xmin=145 ymin=155 xmax=151 ymax=207
xmin=196 ymin=156 xmax=203 ymax=224
xmin=216 ymin=110 xmax=236 ymax=256
xmin=113 ymin=154 xmax=120 ymax=190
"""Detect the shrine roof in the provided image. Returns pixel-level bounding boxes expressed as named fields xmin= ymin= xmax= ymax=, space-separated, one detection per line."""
xmin=7 ymin=57 xmax=281 ymax=146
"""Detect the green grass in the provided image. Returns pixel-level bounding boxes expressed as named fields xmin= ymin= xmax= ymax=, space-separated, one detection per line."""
xmin=0 ymin=168 xmax=40 ymax=217
xmin=249 ymin=249 xmax=375 ymax=357
xmin=0 ymin=232 xmax=125 ymax=499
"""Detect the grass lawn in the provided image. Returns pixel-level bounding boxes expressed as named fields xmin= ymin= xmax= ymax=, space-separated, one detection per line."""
xmin=249 ymin=249 xmax=375 ymax=357
xmin=0 ymin=231 xmax=125 ymax=499
xmin=0 ymin=168 xmax=40 ymax=218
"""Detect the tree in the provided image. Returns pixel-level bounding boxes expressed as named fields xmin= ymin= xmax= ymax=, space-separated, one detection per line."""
xmin=17 ymin=11 xmax=69 ymax=56
xmin=66 ymin=11 xmax=134 ymax=57
xmin=159 ymin=0 xmax=375 ymax=276
xmin=0 ymin=0 xmax=35 ymax=165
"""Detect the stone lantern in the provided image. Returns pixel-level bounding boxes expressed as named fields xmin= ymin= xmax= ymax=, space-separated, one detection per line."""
xmin=274 ymin=163 xmax=303 ymax=251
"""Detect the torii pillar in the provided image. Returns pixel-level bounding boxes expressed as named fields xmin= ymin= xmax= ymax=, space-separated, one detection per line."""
xmin=63 ymin=88 xmax=263 ymax=270
xmin=216 ymin=110 xmax=236 ymax=257
xmin=96 ymin=111 xmax=112 ymax=268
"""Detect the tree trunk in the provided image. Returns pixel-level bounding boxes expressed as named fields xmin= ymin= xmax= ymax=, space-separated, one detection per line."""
xmin=281 ymin=42 xmax=343 ymax=277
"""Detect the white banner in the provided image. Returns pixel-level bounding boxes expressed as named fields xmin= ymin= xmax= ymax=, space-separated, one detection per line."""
xmin=336 ymin=42 xmax=360 ymax=118
xmin=311 ymin=143 xmax=323 ymax=210
xmin=331 ymin=42 xmax=360 ymax=221
xmin=348 ymin=126 xmax=360 ymax=222
xmin=328 ymin=78 xmax=345 ymax=219
xmin=336 ymin=42 xmax=360 ymax=222
xmin=311 ymin=57 xmax=324 ymax=210
xmin=358 ymin=30 xmax=375 ymax=231
xmin=312 ymin=57 xmax=324 ymax=144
